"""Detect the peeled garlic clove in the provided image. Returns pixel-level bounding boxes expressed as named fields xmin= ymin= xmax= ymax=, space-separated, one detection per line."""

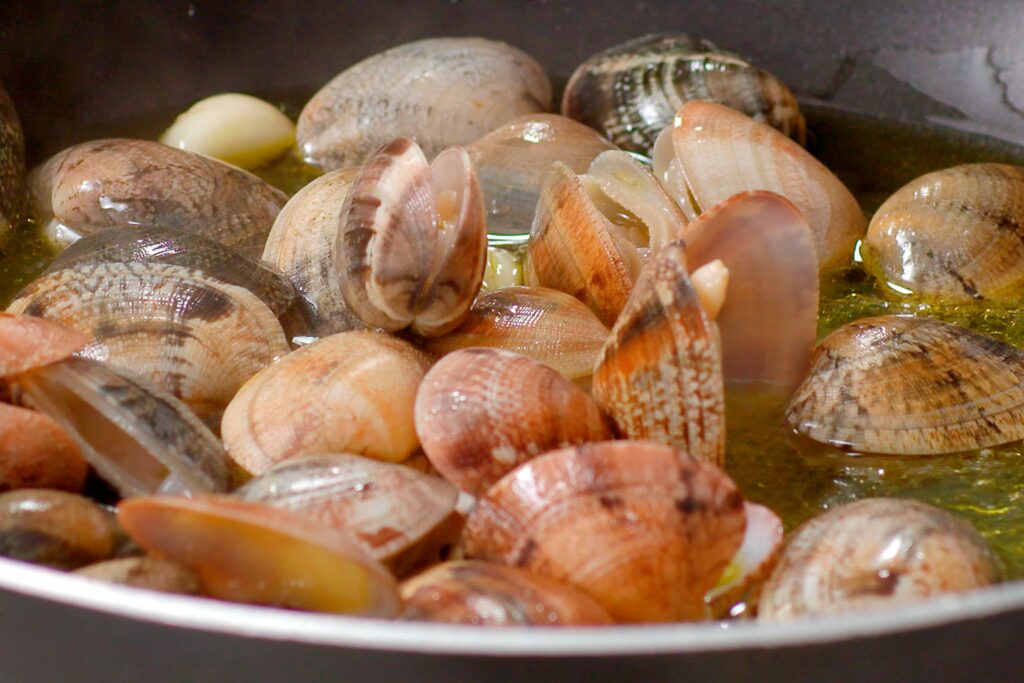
xmin=400 ymin=560 xmax=613 ymax=626
xmin=481 ymin=247 xmax=523 ymax=291
xmin=160 ymin=93 xmax=295 ymax=170
xmin=0 ymin=402 xmax=89 ymax=493
xmin=760 ymin=498 xmax=999 ymax=621
xmin=706 ymin=502 xmax=784 ymax=618
xmin=236 ymin=454 xmax=462 ymax=578
xmin=0 ymin=82 xmax=25 ymax=241
xmin=75 ymin=557 xmax=202 ymax=595
xmin=118 ymin=495 xmax=400 ymax=616
xmin=593 ymin=242 xmax=725 ymax=466
xmin=464 ymin=440 xmax=746 ymax=623
xmin=222 ymin=331 xmax=431 ymax=475
xmin=415 ymin=348 xmax=613 ymax=496
xmin=0 ymin=312 xmax=87 ymax=378
xmin=423 ymin=286 xmax=609 ymax=381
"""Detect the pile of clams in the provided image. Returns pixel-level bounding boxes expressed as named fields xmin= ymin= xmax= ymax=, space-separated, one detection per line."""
xmin=0 ymin=31 xmax=1017 ymax=629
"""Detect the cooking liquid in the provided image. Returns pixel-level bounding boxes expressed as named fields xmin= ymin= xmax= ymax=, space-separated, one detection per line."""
xmin=4 ymin=103 xmax=1024 ymax=577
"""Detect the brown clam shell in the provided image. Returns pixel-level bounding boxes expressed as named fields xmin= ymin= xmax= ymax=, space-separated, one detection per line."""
xmin=463 ymin=440 xmax=746 ymax=623
xmin=75 ymin=557 xmax=202 ymax=596
xmin=0 ymin=81 xmax=25 ymax=238
xmin=0 ymin=402 xmax=88 ymax=493
xmin=0 ymin=312 xmax=87 ymax=378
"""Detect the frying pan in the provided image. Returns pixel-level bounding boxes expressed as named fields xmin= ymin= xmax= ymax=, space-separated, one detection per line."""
xmin=2 ymin=1 xmax=1024 ymax=680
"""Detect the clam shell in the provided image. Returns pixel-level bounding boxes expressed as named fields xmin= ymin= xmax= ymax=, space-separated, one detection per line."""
xmin=0 ymin=402 xmax=88 ymax=493
xmin=28 ymin=139 xmax=287 ymax=258
xmin=236 ymin=454 xmax=462 ymax=578
xmin=863 ymin=163 xmax=1024 ymax=301
xmin=75 ymin=557 xmax=202 ymax=595
xmin=221 ymin=331 xmax=432 ymax=474
xmin=760 ymin=498 xmax=1000 ymax=621
xmin=592 ymin=242 xmax=725 ymax=466
xmin=563 ymin=34 xmax=805 ymax=155
xmin=118 ymin=495 xmax=400 ymax=615
xmin=786 ymin=315 xmax=1024 ymax=455
xmin=463 ymin=440 xmax=746 ymax=623
xmin=706 ymin=502 xmax=784 ymax=619
xmin=672 ymin=102 xmax=865 ymax=271
xmin=0 ymin=312 xmax=87 ymax=378
xmin=400 ymin=560 xmax=613 ymax=626
xmin=422 ymin=286 xmax=609 ymax=380
xmin=0 ymin=82 xmax=25 ymax=239
xmin=415 ymin=348 xmax=613 ymax=496
xmin=297 ymin=37 xmax=552 ymax=171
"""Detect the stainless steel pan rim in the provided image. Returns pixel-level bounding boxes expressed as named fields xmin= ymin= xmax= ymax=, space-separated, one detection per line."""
xmin=1 ymin=554 xmax=1021 ymax=656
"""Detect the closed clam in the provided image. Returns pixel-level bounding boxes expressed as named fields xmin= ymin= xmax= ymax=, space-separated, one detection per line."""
xmin=664 ymin=102 xmax=865 ymax=271
xmin=75 ymin=556 xmax=202 ymax=596
xmin=423 ymin=286 xmax=609 ymax=381
xmin=593 ymin=242 xmax=725 ymax=466
xmin=338 ymin=138 xmax=487 ymax=336
xmin=0 ymin=82 xmax=25 ymax=239
xmin=863 ymin=163 xmax=1024 ymax=301
xmin=707 ymin=502 xmax=785 ymax=618
xmin=464 ymin=441 xmax=746 ymax=623
xmin=118 ymin=495 xmax=400 ymax=615
xmin=236 ymin=454 xmax=462 ymax=577
xmin=760 ymin=498 xmax=1000 ymax=621
xmin=787 ymin=315 xmax=1024 ymax=455
xmin=400 ymin=560 xmax=613 ymax=626
xmin=415 ymin=348 xmax=613 ymax=496
xmin=8 ymin=261 xmax=290 ymax=424
xmin=563 ymin=34 xmax=805 ymax=155
xmin=0 ymin=403 xmax=88 ymax=493
xmin=28 ymin=139 xmax=287 ymax=258
xmin=221 ymin=331 xmax=432 ymax=475
xmin=297 ymin=37 xmax=551 ymax=171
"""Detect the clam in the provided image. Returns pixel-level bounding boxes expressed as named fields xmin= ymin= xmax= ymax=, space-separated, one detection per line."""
xmin=481 ymin=246 xmax=524 ymax=291
xmin=786 ymin=315 xmax=1024 ymax=455
xmin=400 ymin=560 xmax=613 ymax=626
xmin=463 ymin=441 xmax=745 ymax=623
xmin=28 ymin=139 xmax=288 ymax=258
xmin=75 ymin=557 xmax=202 ymax=595
xmin=422 ymin=286 xmax=610 ymax=381
xmin=221 ymin=331 xmax=432 ymax=475
xmin=262 ymin=167 xmax=365 ymax=337
xmin=0 ymin=81 xmax=25 ymax=240
xmin=760 ymin=498 xmax=1000 ymax=621
xmin=466 ymin=114 xmax=616 ymax=239
xmin=0 ymin=312 xmax=88 ymax=377
xmin=338 ymin=138 xmax=487 ymax=336
xmin=415 ymin=348 xmax=613 ymax=496
xmin=0 ymin=402 xmax=89 ymax=493
xmin=0 ymin=489 xmax=126 ymax=570
xmin=118 ymin=495 xmax=400 ymax=615
xmin=563 ymin=34 xmax=805 ymax=155
xmin=8 ymin=261 xmax=290 ymax=425
xmin=236 ymin=454 xmax=462 ymax=578
xmin=665 ymin=102 xmax=865 ymax=271
xmin=592 ymin=242 xmax=725 ymax=466
xmin=297 ymin=37 xmax=551 ymax=171
xmin=706 ymin=502 xmax=785 ymax=618
xmin=863 ymin=163 xmax=1024 ymax=301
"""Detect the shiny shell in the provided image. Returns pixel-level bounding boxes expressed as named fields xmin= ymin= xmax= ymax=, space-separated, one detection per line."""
xmin=863 ymin=163 xmax=1024 ymax=301
xmin=760 ymin=498 xmax=1000 ymax=621
xmin=592 ymin=242 xmax=725 ymax=466
xmin=464 ymin=441 xmax=745 ymax=623
xmin=706 ymin=502 xmax=785 ymax=619
xmin=262 ymin=167 xmax=365 ymax=337
xmin=297 ymin=37 xmax=552 ymax=171
xmin=28 ymin=139 xmax=287 ymax=258
xmin=221 ymin=331 xmax=432 ymax=474
xmin=669 ymin=102 xmax=865 ymax=271
xmin=236 ymin=454 xmax=462 ymax=578
xmin=0 ymin=81 xmax=25 ymax=239
xmin=338 ymin=138 xmax=487 ymax=336
xmin=786 ymin=315 xmax=1024 ymax=455
xmin=118 ymin=495 xmax=400 ymax=615
xmin=0 ymin=402 xmax=89 ymax=493
xmin=422 ymin=286 xmax=609 ymax=380
xmin=400 ymin=560 xmax=613 ymax=626
xmin=8 ymin=261 xmax=290 ymax=425
xmin=75 ymin=557 xmax=202 ymax=595
xmin=0 ymin=312 xmax=87 ymax=377
xmin=415 ymin=348 xmax=613 ymax=496
xmin=563 ymin=34 xmax=805 ymax=155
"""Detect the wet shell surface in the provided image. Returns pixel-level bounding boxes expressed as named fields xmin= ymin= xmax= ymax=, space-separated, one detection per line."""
xmin=562 ymin=34 xmax=805 ymax=155
xmin=463 ymin=441 xmax=745 ymax=623
xmin=863 ymin=163 xmax=1024 ymax=301
xmin=423 ymin=286 xmax=609 ymax=381
xmin=415 ymin=348 xmax=613 ymax=496
xmin=28 ymin=139 xmax=288 ymax=258
xmin=75 ymin=556 xmax=202 ymax=595
xmin=236 ymin=454 xmax=462 ymax=578
xmin=707 ymin=502 xmax=785 ymax=619
xmin=221 ymin=331 xmax=432 ymax=474
xmin=0 ymin=402 xmax=89 ymax=493
xmin=8 ymin=261 xmax=290 ymax=425
xmin=786 ymin=315 xmax=1024 ymax=455
xmin=592 ymin=242 xmax=725 ymax=466
xmin=0 ymin=312 xmax=87 ymax=378
xmin=759 ymin=498 xmax=1000 ymax=621
xmin=400 ymin=560 xmax=613 ymax=626
xmin=297 ymin=37 xmax=552 ymax=171
xmin=118 ymin=495 xmax=401 ymax=615
xmin=0 ymin=82 xmax=25 ymax=238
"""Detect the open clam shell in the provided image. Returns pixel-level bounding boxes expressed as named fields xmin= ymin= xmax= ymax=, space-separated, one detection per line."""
xmin=706 ymin=502 xmax=785 ymax=619
xmin=0 ymin=312 xmax=87 ymax=377
xmin=0 ymin=402 xmax=88 ymax=493
xmin=0 ymin=82 xmax=25 ymax=240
